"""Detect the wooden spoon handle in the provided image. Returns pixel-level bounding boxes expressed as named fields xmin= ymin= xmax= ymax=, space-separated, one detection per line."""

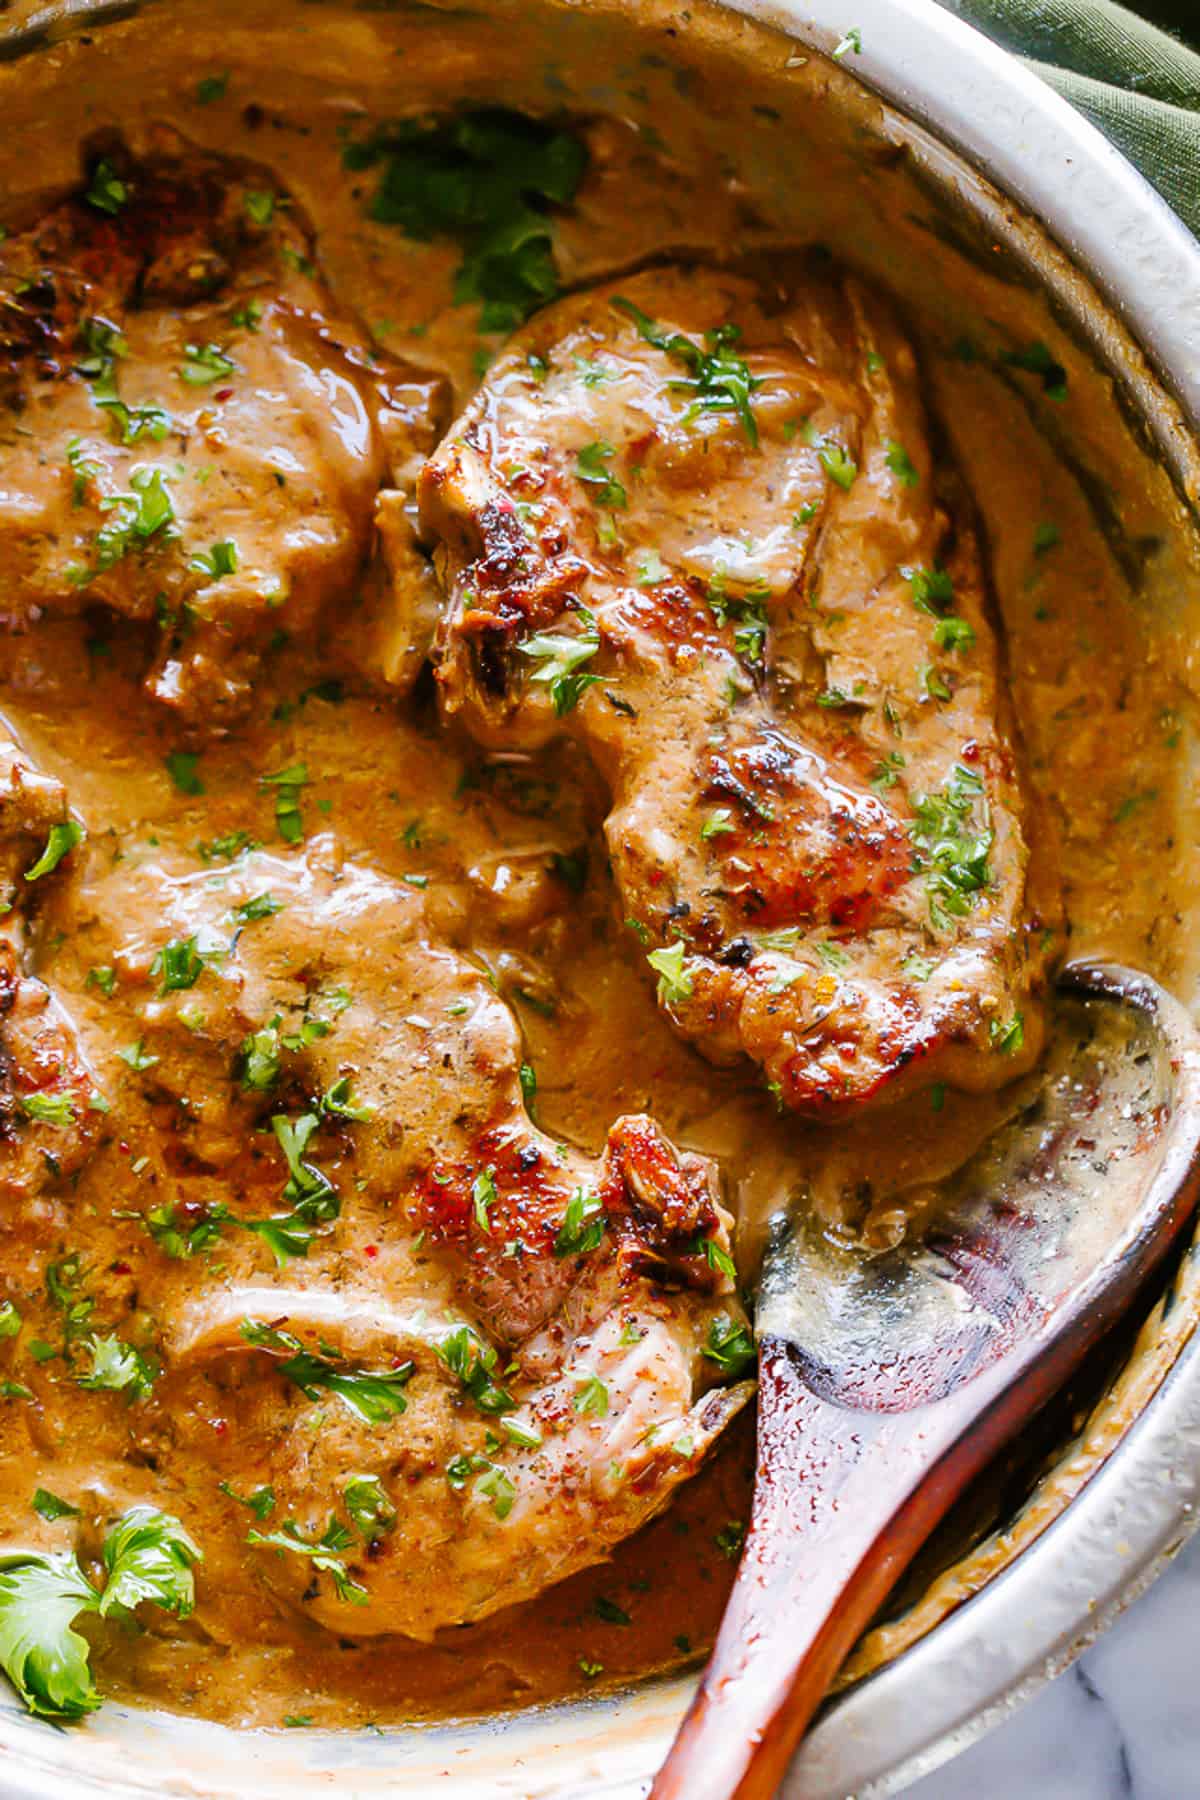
xmin=650 ymin=1339 xmax=963 ymax=1800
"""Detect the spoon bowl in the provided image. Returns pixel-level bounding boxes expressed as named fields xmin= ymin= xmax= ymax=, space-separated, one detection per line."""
xmin=653 ymin=962 xmax=1200 ymax=1800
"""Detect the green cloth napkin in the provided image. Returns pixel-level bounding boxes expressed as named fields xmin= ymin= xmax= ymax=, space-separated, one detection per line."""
xmin=937 ymin=0 xmax=1200 ymax=236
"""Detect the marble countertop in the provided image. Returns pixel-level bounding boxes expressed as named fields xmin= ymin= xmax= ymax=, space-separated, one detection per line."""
xmin=903 ymin=1525 xmax=1200 ymax=1798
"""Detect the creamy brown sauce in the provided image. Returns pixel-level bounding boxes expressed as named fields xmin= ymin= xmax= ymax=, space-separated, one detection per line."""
xmin=1 ymin=0 xmax=1198 ymax=1735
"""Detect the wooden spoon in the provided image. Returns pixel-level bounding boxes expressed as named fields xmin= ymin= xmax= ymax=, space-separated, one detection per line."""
xmin=652 ymin=961 xmax=1200 ymax=1800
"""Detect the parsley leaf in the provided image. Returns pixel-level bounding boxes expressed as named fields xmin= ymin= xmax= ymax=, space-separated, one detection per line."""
xmin=85 ymin=159 xmax=129 ymax=216
xmin=0 ymin=1551 xmax=101 ymax=1717
xmin=343 ymin=1474 xmax=396 ymax=1542
xmin=261 ymin=763 xmax=308 ymax=843
xmin=521 ymin=610 xmax=602 ymax=716
xmin=612 ymin=298 xmax=762 ymax=445
xmin=348 ymin=110 xmax=587 ymax=332
xmin=909 ymin=764 xmax=993 ymax=926
xmin=179 ymin=342 xmax=235 ymax=385
xmin=647 ymin=940 xmax=693 ymax=1005
xmin=241 ymin=1320 xmax=412 ymax=1424
xmin=31 ymin=1489 xmax=79 ymax=1523
xmin=702 ymin=1313 xmax=756 ymax=1377
xmin=246 ymin=1516 xmax=367 ymax=1606
xmin=437 ymin=1325 xmax=515 ymax=1415
xmin=165 ymin=751 xmax=204 ymax=796
xmin=99 ymin=1505 xmax=201 ymax=1619
xmin=75 ymin=1335 xmax=156 ymax=1400
xmin=25 ymin=821 xmax=83 ymax=882
xmin=553 ymin=1188 xmax=606 ymax=1259
xmin=0 ymin=1507 xmax=200 ymax=1719
xmin=575 ymin=440 xmax=627 ymax=510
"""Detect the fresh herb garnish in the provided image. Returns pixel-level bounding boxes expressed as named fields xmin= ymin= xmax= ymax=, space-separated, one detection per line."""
xmin=219 ymin=1481 xmax=275 ymax=1520
xmin=346 ymin=109 xmax=587 ymax=332
xmin=233 ymin=892 xmax=283 ymax=925
xmin=521 ymin=610 xmax=601 ymax=716
xmin=575 ymin=440 xmax=627 ymax=511
xmin=437 ymin=1325 xmax=515 ymax=1415
xmin=17 ymin=1092 xmax=77 ymax=1127
xmin=84 ymin=160 xmax=129 ymax=216
xmin=702 ymin=1313 xmax=756 ymax=1377
xmin=151 ymin=934 xmax=212 ymax=994
xmin=165 ymin=752 xmax=204 ymax=796
xmin=246 ymin=1517 xmax=366 ymax=1606
xmin=1002 ymin=340 xmax=1067 ymax=401
xmin=261 ymin=764 xmax=308 ymax=843
xmin=31 ymin=1489 xmax=80 ymax=1523
xmin=553 ymin=1189 xmax=606 ymax=1259
xmin=75 ymin=1335 xmax=156 ymax=1399
xmin=989 ymin=1012 xmax=1025 ymax=1055
xmin=25 ymin=821 xmax=82 ymax=882
xmin=647 ymin=940 xmax=693 ymax=1005
xmin=573 ymin=1373 xmax=609 ymax=1417
xmin=240 ymin=1321 xmax=412 ymax=1424
xmin=0 ymin=1507 xmax=199 ymax=1718
xmin=179 ymin=343 xmax=235 ymax=386
xmin=612 ymin=297 xmax=762 ymax=446
xmin=343 ymin=1474 xmax=396 ymax=1542
xmin=908 ymin=764 xmax=993 ymax=927
xmin=189 ymin=539 xmax=238 ymax=579
xmin=884 ymin=439 xmax=919 ymax=487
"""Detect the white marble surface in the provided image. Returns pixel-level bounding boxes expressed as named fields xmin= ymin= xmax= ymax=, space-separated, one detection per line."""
xmin=903 ymin=1526 xmax=1200 ymax=1798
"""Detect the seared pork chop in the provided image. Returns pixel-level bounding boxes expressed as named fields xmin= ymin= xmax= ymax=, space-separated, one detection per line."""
xmin=419 ymin=265 xmax=1058 ymax=1114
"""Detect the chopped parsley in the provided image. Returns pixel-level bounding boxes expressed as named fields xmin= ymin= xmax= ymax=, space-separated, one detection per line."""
xmin=243 ymin=189 xmax=275 ymax=226
xmin=218 ymin=1481 xmax=275 ymax=1521
xmin=74 ymin=1335 xmax=156 ymax=1399
xmin=612 ymin=297 xmax=762 ymax=446
xmin=84 ymin=160 xmax=129 ymax=216
xmin=195 ymin=70 xmax=229 ymax=104
xmin=233 ymin=892 xmax=283 ymax=925
xmin=701 ymin=808 xmax=736 ymax=841
xmin=343 ymin=1474 xmax=396 ymax=1542
xmin=470 ymin=1167 xmax=497 ymax=1233
xmin=25 ymin=821 xmax=82 ymax=882
xmin=908 ymin=764 xmax=993 ymax=927
xmin=575 ymin=440 xmax=627 ymax=511
xmin=818 ymin=440 xmax=858 ymax=490
xmin=345 ymin=109 xmax=587 ymax=332
xmin=239 ymin=1023 xmax=281 ymax=1092
xmin=246 ymin=1517 xmax=366 ymax=1606
xmin=240 ymin=1320 xmax=412 ymax=1424
xmin=647 ymin=940 xmax=693 ymax=1005
xmin=151 ymin=935 xmax=211 ymax=994
xmin=989 ymin=1012 xmax=1025 ymax=1055
xmin=31 ymin=1489 xmax=79 ymax=1523
xmin=521 ymin=610 xmax=601 ymax=716
xmin=178 ymin=343 xmax=235 ymax=386
xmin=702 ymin=1313 xmax=756 ymax=1377
xmin=705 ymin=569 xmax=770 ymax=665
xmin=17 ymin=1092 xmax=77 ymax=1127
xmin=573 ymin=1373 xmax=609 ymax=1417
xmin=553 ymin=1189 xmax=606 ymax=1259
xmin=189 ymin=539 xmax=238 ymax=579
xmin=165 ymin=751 xmax=204 ymax=796
xmin=1002 ymin=340 xmax=1067 ymax=401
xmin=261 ymin=763 xmax=309 ymax=843
xmin=437 ymin=1325 xmax=515 ymax=1415
xmin=885 ymin=439 xmax=919 ymax=487
xmin=69 ymin=466 xmax=176 ymax=586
